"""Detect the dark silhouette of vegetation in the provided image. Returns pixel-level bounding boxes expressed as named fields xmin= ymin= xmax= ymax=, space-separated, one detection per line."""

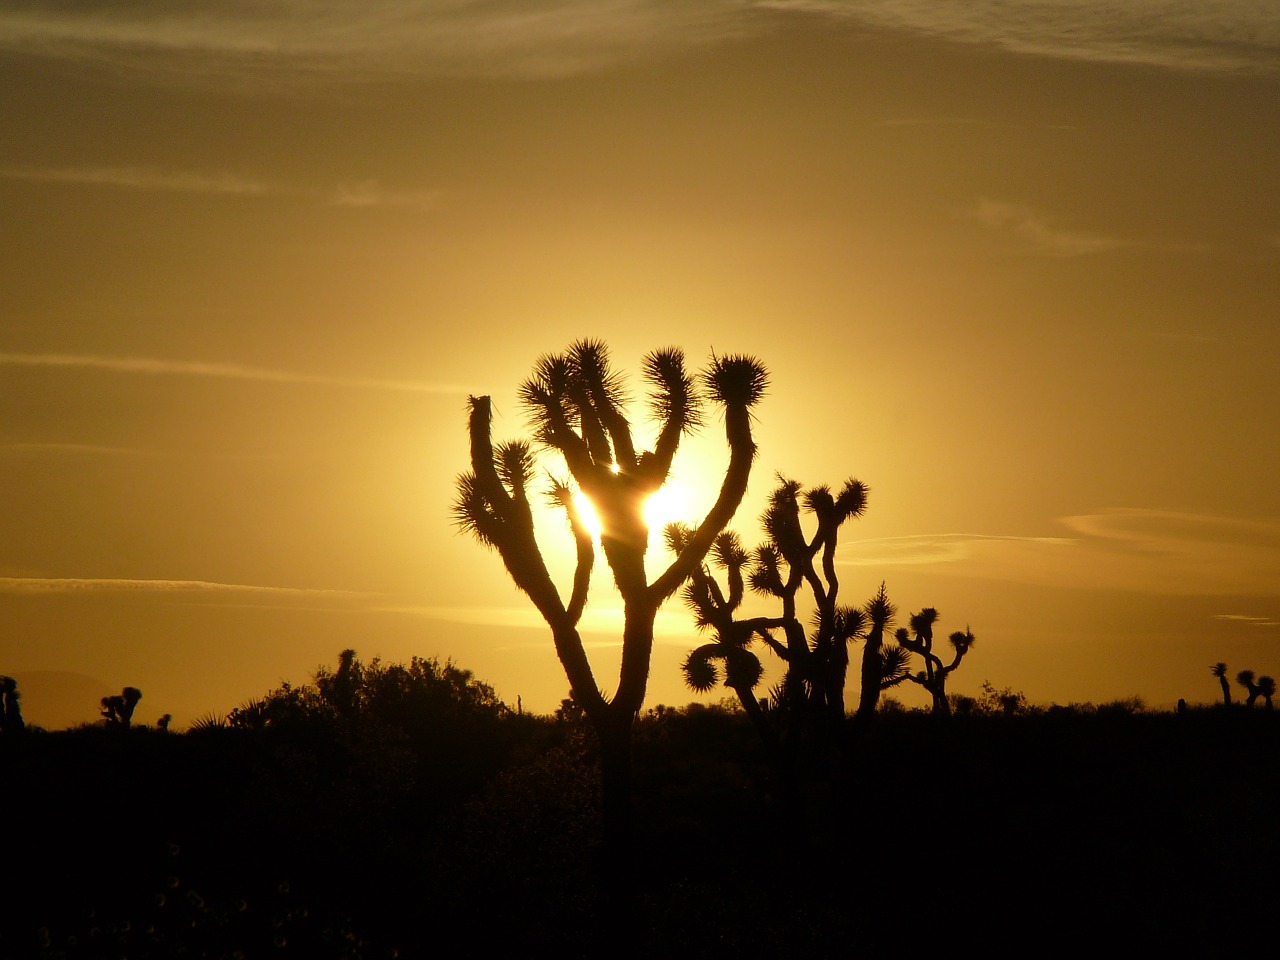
xmin=668 ymin=475 xmax=884 ymax=776
xmin=1212 ymin=661 xmax=1232 ymax=706
xmin=453 ymin=340 xmax=766 ymax=888
xmin=1258 ymin=675 xmax=1276 ymax=709
xmin=100 ymin=686 xmax=142 ymax=728
xmin=895 ymin=609 xmax=976 ymax=716
xmin=4 ymin=649 xmax=1280 ymax=957
xmin=0 ymin=675 xmax=24 ymax=733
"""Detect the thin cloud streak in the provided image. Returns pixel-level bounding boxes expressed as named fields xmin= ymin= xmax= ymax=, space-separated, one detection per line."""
xmin=0 ymin=577 xmax=370 ymax=597
xmin=1 ymin=1 xmax=1273 ymax=82
xmin=764 ymin=0 xmax=1280 ymax=76
xmin=1213 ymin=614 xmax=1279 ymax=627
xmin=839 ymin=511 xmax=1280 ymax=599
xmin=0 ymin=352 xmax=466 ymax=394
xmin=0 ymin=165 xmax=273 ymax=195
xmin=968 ymin=199 xmax=1131 ymax=257
xmin=840 ymin=533 xmax=1074 ymax=567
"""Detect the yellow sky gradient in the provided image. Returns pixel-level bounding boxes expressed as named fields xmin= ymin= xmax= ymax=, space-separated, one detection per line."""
xmin=2 ymin=2 xmax=1277 ymax=727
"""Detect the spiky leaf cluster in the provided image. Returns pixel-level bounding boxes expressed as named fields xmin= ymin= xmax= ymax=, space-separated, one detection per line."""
xmin=703 ymin=354 xmax=768 ymax=407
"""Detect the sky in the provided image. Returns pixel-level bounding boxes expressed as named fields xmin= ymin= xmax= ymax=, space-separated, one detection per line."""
xmin=2 ymin=1 xmax=1278 ymax=728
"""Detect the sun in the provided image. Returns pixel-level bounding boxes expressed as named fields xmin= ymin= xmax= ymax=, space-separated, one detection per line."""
xmin=569 ymin=477 xmax=699 ymax=544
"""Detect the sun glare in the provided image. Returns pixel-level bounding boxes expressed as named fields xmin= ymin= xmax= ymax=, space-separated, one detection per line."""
xmin=569 ymin=481 xmax=697 ymax=546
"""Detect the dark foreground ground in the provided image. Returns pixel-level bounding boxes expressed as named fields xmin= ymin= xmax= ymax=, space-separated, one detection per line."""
xmin=3 ymin=705 xmax=1277 ymax=958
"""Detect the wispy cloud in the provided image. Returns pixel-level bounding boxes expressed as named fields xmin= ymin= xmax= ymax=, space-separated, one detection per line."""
xmin=967 ymin=199 xmax=1131 ymax=256
xmin=0 ymin=164 xmax=273 ymax=195
xmin=0 ymin=352 xmax=465 ymax=394
xmin=839 ymin=533 xmax=1074 ymax=567
xmin=331 ymin=179 xmax=442 ymax=211
xmin=0 ymin=442 xmax=155 ymax=457
xmin=763 ymin=1 xmax=1280 ymax=76
xmin=1213 ymin=613 xmax=1280 ymax=628
xmin=3 ymin=1 xmax=1271 ymax=82
xmin=838 ymin=510 xmax=1280 ymax=598
xmin=0 ymin=577 xmax=370 ymax=597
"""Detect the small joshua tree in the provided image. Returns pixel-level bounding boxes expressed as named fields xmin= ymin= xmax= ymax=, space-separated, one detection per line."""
xmin=101 ymin=686 xmax=142 ymax=728
xmin=1256 ymin=675 xmax=1276 ymax=710
xmin=1211 ymin=662 xmax=1232 ymax=707
xmin=1236 ymin=670 xmax=1261 ymax=708
xmin=0 ymin=676 xmax=25 ymax=733
xmin=454 ymin=340 xmax=767 ymax=882
xmin=671 ymin=476 xmax=879 ymax=767
xmin=895 ymin=609 xmax=976 ymax=716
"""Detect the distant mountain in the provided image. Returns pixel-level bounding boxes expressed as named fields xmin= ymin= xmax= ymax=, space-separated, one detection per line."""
xmin=9 ymin=670 xmax=112 ymax=730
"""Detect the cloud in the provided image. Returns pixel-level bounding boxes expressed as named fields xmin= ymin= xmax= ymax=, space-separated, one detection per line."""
xmin=967 ymin=199 xmax=1131 ymax=256
xmin=0 ymin=442 xmax=155 ymax=457
xmin=0 ymin=164 xmax=273 ymax=195
xmin=1213 ymin=614 xmax=1280 ymax=628
xmin=838 ymin=510 xmax=1280 ymax=599
xmin=3 ymin=1 xmax=1271 ymax=83
xmin=0 ymin=1 xmax=756 ymax=82
xmin=331 ymin=179 xmax=442 ymax=211
xmin=0 ymin=352 xmax=465 ymax=394
xmin=1050 ymin=509 xmax=1280 ymax=596
xmin=763 ymin=1 xmax=1280 ymax=76
xmin=839 ymin=533 xmax=1074 ymax=567
xmin=0 ymin=577 xmax=370 ymax=597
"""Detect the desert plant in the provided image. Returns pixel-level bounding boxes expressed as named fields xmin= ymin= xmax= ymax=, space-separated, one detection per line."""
xmin=670 ymin=476 xmax=886 ymax=778
xmin=1236 ymin=669 xmax=1261 ymax=708
xmin=453 ymin=340 xmax=766 ymax=884
xmin=895 ymin=609 xmax=976 ymax=716
xmin=1256 ymin=675 xmax=1276 ymax=710
xmin=0 ymin=676 xmax=24 ymax=733
xmin=101 ymin=686 xmax=143 ymax=729
xmin=1211 ymin=662 xmax=1232 ymax=706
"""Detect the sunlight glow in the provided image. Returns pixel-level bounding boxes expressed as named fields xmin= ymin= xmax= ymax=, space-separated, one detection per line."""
xmin=569 ymin=480 xmax=698 ymax=545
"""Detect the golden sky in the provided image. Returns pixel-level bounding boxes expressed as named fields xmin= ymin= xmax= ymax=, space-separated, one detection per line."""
xmin=2 ymin=1 xmax=1278 ymax=727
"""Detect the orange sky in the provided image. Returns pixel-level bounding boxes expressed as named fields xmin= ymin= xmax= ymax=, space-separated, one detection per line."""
xmin=2 ymin=2 xmax=1278 ymax=728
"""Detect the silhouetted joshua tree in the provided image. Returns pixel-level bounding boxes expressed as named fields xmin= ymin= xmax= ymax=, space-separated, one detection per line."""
xmin=1235 ymin=670 xmax=1261 ymax=708
xmin=671 ymin=476 xmax=883 ymax=775
xmin=0 ymin=676 xmax=25 ymax=733
xmin=101 ymin=686 xmax=142 ymax=728
xmin=1257 ymin=675 xmax=1276 ymax=710
xmin=895 ymin=608 xmax=976 ymax=716
xmin=1211 ymin=662 xmax=1232 ymax=707
xmin=454 ymin=340 xmax=767 ymax=886
xmin=855 ymin=583 xmax=897 ymax=725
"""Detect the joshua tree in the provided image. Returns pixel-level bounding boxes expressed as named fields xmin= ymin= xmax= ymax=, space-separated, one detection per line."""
xmin=1236 ymin=670 xmax=1261 ymax=708
xmin=101 ymin=686 xmax=142 ymax=728
xmin=665 ymin=478 xmax=885 ymax=778
xmin=896 ymin=609 xmax=976 ymax=716
xmin=0 ymin=676 xmax=25 ymax=733
xmin=454 ymin=340 xmax=767 ymax=883
xmin=855 ymin=583 xmax=897 ymax=724
xmin=1257 ymin=675 xmax=1276 ymax=710
xmin=1211 ymin=662 xmax=1232 ymax=706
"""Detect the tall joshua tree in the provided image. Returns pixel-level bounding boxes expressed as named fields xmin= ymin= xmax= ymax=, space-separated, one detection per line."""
xmin=896 ymin=609 xmax=976 ymax=716
xmin=454 ymin=340 xmax=767 ymax=881
xmin=1211 ymin=662 xmax=1232 ymax=706
xmin=855 ymin=583 xmax=897 ymax=725
xmin=0 ymin=676 xmax=24 ymax=733
xmin=101 ymin=686 xmax=142 ymax=728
